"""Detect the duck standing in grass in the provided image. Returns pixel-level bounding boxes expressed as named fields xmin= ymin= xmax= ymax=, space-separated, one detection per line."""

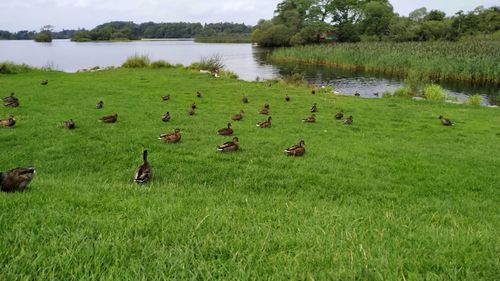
xmin=285 ymin=95 xmax=290 ymax=102
xmin=99 ymin=113 xmax=118 ymax=123
xmin=162 ymin=112 xmax=171 ymax=122
xmin=232 ymin=110 xmax=244 ymax=121
xmin=162 ymin=95 xmax=170 ymax=101
xmin=335 ymin=111 xmax=344 ymax=120
xmin=218 ymin=123 xmax=234 ymax=136
xmin=257 ymin=116 xmax=272 ymax=128
xmin=96 ymin=100 xmax=104 ymax=109
xmin=439 ymin=115 xmax=454 ymax=126
xmin=0 ymin=115 xmax=15 ymax=128
xmin=134 ymin=150 xmax=152 ymax=184
xmin=217 ymin=137 xmax=239 ymax=152
xmin=302 ymin=114 xmax=316 ymax=123
xmin=159 ymin=128 xmax=181 ymax=143
xmin=242 ymin=95 xmax=248 ymax=103
xmin=285 ymin=140 xmax=306 ymax=157
xmin=41 ymin=80 xmax=48 ymax=85
xmin=344 ymin=116 xmax=353 ymax=125
xmin=64 ymin=119 xmax=76 ymax=129
xmin=310 ymin=103 xmax=318 ymax=113
xmin=0 ymin=167 xmax=36 ymax=192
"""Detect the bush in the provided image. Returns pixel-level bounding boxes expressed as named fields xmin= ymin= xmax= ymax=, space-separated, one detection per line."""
xmin=34 ymin=31 xmax=52 ymax=42
xmin=0 ymin=62 xmax=33 ymax=74
xmin=404 ymin=70 xmax=429 ymax=96
xmin=393 ymin=86 xmax=413 ymax=98
xmin=467 ymin=94 xmax=482 ymax=106
xmin=218 ymin=69 xmax=239 ymax=79
xmin=150 ymin=60 xmax=174 ymax=69
xmin=283 ymin=72 xmax=307 ymax=86
xmin=122 ymin=55 xmax=150 ymax=68
xmin=197 ymin=54 xmax=225 ymax=73
xmin=382 ymin=91 xmax=394 ymax=98
xmin=424 ymin=84 xmax=446 ymax=102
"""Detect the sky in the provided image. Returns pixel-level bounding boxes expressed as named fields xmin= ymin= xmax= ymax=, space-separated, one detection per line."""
xmin=0 ymin=0 xmax=497 ymax=32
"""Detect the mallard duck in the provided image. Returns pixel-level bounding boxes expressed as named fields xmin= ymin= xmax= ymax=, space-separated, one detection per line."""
xmin=0 ymin=167 xmax=36 ymax=192
xmin=188 ymin=108 xmax=195 ymax=115
xmin=162 ymin=95 xmax=170 ymax=101
xmin=4 ymin=100 xmax=19 ymax=107
xmin=343 ymin=116 xmax=353 ymax=125
xmin=285 ymin=95 xmax=290 ymax=102
xmin=99 ymin=113 xmax=118 ymax=123
xmin=162 ymin=112 xmax=171 ymax=122
xmin=134 ymin=150 xmax=152 ymax=184
xmin=285 ymin=140 xmax=305 ymax=157
xmin=354 ymin=91 xmax=360 ymax=97
xmin=217 ymin=137 xmax=239 ymax=152
xmin=0 ymin=115 xmax=15 ymax=128
xmin=232 ymin=110 xmax=244 ymax=121
xmin=439 ymin=115 xmax=454 ymax=126
xmin=256 ymin=116 xmax=272 ymax=128
xmin=191 ymin=103 xmax=197 ymax=110
xmin=41 ymin=80 xmax=48 ymax=85
xmin=159 ymin=128 xmax=181 ymax=143
xmin=197 ymin=91 xmax=202 ymax=98
xmin=218 ymin=123 xmax=234 ymax=136
xmin=335 ymin=111 xmax=344 ymax=120
xmin=310 ymin=103 xmax=318 ymax=113
xmin=302 ymin=114 xmax=316 ymax=123
xmin=242 ymin=95 xmax=249 ymax=103
xmin=96 ymin=100 xmax=104 ymax=109
xmin=2 ymin=93 xmax=17 ymax=103
xmin=64 ymin=119 xmax=75 ymax=129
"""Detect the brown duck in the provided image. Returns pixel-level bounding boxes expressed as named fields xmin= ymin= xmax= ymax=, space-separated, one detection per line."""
xmin=343 ymin=116 xmax=353 ymax=125
xmin=335 ymin=111 xmax=344 ymax=120
xmin=96 ymin=100 xmax=104 ymax=109
xmin=285 ymin=95 xmax=290 ymax=102
xmin=64 ymin=119 xmax=76 ymax=129
xmin=159 ymin=128 xmax=181 ymax=143
xmin=439 ymin=115 xmax=454 ymax=126
xmin=242 ymin=95 xmax=249 ymax=103
xmin=162 ymin=95 xmax=170 ymax=101
xmin=99 ymin=113 xmax=118 ymax=123
xmin=217 ymin=137 xmax=239 ymax=152
xmin=162 ymin=112 xmax=171 ymax=122
xmin=4 ymin=100 xmax=19 ymax=107
xmin=256 ymin=116 xmax=272 ymax=128
xmin=41 ymin=80 xmax=48 ymax=85
xmin=232 ymin=110 xmax=244 ymax=121
xmin=302 ymin=114 xmax=316 ymax=123
xmin=134 ymin=150 xmax=152 ymax=184
xmin=285 ymin=140 xmax=306 ymax=157
xmin=2 ymin=93 xmax=17 ymax=103
xmin=0 ymin=167 xmax=36 ymax=192
xmin=218 ymin=123 xmax=234 ymax=136
xmin=310 ymin=103 xmax=318 ymax=113
xmin=0 ymin=115 xmax=15 ymax=128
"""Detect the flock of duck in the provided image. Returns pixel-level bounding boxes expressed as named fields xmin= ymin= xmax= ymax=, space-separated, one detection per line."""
xmin=1 ymin=79 xmax=455 ymax=191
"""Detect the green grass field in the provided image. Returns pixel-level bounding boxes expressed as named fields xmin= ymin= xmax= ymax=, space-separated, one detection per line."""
xmin=1 ymin=68 xmax=499 ymax=280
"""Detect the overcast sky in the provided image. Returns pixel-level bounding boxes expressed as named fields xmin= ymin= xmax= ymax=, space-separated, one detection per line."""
xmin=0 ymin=0 xmax=497 ymax=32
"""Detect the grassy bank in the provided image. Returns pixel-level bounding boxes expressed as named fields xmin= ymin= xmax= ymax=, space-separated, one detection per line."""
xmin=1 ymin=67 xmax=499 ymax=280
xmin=194 ymin=36 xmax=252 ymax=43
xmin=271 ymin=41 xmax=500 ymax=86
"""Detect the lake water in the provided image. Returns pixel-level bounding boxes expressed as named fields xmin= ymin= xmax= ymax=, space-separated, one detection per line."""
xmin=0 ymin=39 xmax=497 ymax=104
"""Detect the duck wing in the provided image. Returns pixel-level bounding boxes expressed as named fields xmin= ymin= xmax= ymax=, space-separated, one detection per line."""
xmin=134 ymin=163 xmax=152 ymax=183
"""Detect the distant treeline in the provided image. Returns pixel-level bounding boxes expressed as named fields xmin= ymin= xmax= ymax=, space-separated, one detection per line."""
xmin=0 ymin=29 xmax=76 ymax=40
xmin=253 ymin=1 xmax=500 ymax=46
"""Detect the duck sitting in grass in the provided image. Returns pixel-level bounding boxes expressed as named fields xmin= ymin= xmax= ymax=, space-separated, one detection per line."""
xmin=335 ymin=111 xmax=344 ymax=120
xmin=2 ymin=93 xmax=18 ymax=103
xmin=310 ymin=103 xmax=318 ymax=113
xmin=285 ymin=140 xmax=305 ymax=157
xmin=256 ymin=116 xmax=272 ymax=128
xmin=0 ymin=167 xmax=36 ymax=192
xmin=162 ymin=112 xmax=171 ymax=122
xmin=232 ymin=110 xmax=244 ymax=121
xmin=4 ymin=100 xmax=19 ymax=107
xmin=0 ymin=115 xmax=15 ymax=128
xmin=260 ymin=107 xmax=269 ymax=115
xmin=159 ymin=128 xmax=181 ymax=143
xmin=217 ymin=137 xmax=239 ymax=152
xmin=134 ymin=150 xmax=152 ymax=184
xmin=302 ymin=114 xmax=316 ymax=123
xmin=343 ymin=116 xmax=353 ymax=125
xmin=96 ymin=100 xmax=104 ymax=109
xmin=242 ymin=95 xmax=249 ymax=103
xmin=218 ymin=123 xmax=234 ymax=136
xmin=197 ymin=91 xmax=202 ymax=98
xmin=285 ymin=95 xmax=290 ymax=102
xmin=99 ymin=113 xmax=118 ymax=123
xmin=162 ymin=95 xmax=170 ymax=101
xmin=41 ymin=80 xmax=48 ymax=85
xmin=191 ymin=103 xmax=197 ymax=110
xmin=64 ymin=119 xmax=75 ymax=129
xmin=439 ymin=115 xmax=454 ymax=126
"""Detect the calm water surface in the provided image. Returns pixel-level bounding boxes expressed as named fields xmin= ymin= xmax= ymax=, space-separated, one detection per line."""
xmin=0 ymin=39 xmax=497 ymax=104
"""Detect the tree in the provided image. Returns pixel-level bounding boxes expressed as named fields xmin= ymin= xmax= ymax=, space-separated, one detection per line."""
xmin=34 ymin=25 xmax=53 ymax=42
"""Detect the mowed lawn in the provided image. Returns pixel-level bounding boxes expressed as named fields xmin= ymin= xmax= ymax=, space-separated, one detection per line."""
xmin=1 ymin=68 xmax=499 ymax=280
